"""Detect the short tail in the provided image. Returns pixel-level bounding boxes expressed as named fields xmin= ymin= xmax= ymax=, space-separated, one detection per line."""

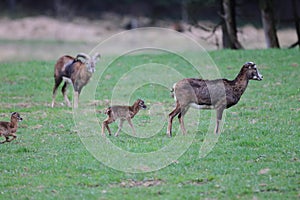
xmin=170 ymin=87 xmax=174 ymax=98
xmin=170 ymin=83 xmax=176 ymax=99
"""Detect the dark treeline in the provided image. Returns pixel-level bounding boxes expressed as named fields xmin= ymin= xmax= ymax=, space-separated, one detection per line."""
xmin=1 ymin=0 xmax=299 ymax=49
xmin=0 ymin=0 xmax=296 ymax=22
xmin=2 ymin=0 xmax=184 ymax=19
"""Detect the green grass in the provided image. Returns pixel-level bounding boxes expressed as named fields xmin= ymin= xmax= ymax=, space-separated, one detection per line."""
xmin=0 ymin=49 xmax=299 ymax=199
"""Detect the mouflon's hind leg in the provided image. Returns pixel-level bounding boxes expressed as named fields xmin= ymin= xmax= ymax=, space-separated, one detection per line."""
xmin=52 ymin=77 xmax=63 ymax=107
xmin=178 ymin=106 xmax=189 ymax=135
xmin=167 ymin=101 xmax=181 ymax=137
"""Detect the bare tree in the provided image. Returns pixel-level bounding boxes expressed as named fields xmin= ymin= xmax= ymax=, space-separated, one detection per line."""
xmin=221 ymin=0 xmax=243 ymax=49
xmin=259 ymin=0 xmax=280 ymax=48
xmin=53 ymin=0 xmax=75 ymax=21
xmin=289 ymin=0 xmax=300 ymax=48
xmin=6 ymin=0 xmax=16 ymax=11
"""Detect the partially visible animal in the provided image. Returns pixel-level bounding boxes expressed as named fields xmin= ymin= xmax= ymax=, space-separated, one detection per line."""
xmin=102 ymin=99 xmax=147 ymax=137
xmin=0 ymin=112 xmax=23 ymax=144
xmin=167 ymin=62 xmax=263 ymax=136
xmin=51 ymin=52 xmax=101 ymax=108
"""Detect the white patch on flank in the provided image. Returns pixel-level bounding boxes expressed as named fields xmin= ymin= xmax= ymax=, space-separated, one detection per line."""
xmin=190 ymin=103 xmax=214 ymax=109
xmin=62 ymin=60 xmax=73 ymax=71
xmin=63 ymin=77 xmax=73 ymax=84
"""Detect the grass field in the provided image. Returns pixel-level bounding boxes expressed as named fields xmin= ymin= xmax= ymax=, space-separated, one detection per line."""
xmin=0 ymin=49 xmax=299 ymax=199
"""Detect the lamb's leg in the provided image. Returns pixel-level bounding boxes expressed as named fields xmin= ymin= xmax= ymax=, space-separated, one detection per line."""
xmin=215 ymin=108 xmax=224 ymax=134
xmin=178 ymin=107 xmax=189 ymax=135
xmin=115 ymin=119 xmax=124 ymax=137
xmin=6 ymin=134 xmax=16 ymax=142
xmin=167 ymin=102 xmax=181 ymax=137
xmin=102 ymin=121 xmax=110 ymax=137
xmin=62 ymin=82 xmax=71 ymax=107
xmin=127 ymin=118 xmax=136 ymax=136
xmin=106 ymin=124 xmax=112 ymax=136
xmin=0 ymin=137 xmax=8 ymax=144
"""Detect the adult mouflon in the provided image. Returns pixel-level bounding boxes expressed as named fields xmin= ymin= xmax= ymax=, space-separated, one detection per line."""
xmin=167 ymin=62 xmax=263 ymax=136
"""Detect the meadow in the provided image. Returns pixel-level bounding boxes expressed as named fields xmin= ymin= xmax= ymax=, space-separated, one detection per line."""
xmin=0 ymin=48 xmax=299 ymax=199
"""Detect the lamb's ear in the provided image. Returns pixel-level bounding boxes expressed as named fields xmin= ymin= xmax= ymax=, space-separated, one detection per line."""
xmin=249 ymin=64 xmax=257 ymax=69
xmin=11 ymin=112 xmax=16 ymax=116
xmin=244 ymin=62 xmax=255 ymax=69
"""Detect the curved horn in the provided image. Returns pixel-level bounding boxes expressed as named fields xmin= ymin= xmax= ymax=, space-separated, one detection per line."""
xmin=93 ymin=52 xmax=101 ymax=59
xmin=76 ymin=53 xmax=91 ymax=60
xmin=92 ymin=52 xmax=101 ymax=62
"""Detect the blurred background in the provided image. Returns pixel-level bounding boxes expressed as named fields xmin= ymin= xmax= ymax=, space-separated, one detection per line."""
xmin=0 ymin=0 xmax=299 ymax=61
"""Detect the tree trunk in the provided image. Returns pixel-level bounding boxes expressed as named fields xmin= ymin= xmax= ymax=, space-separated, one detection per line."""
xmin=290 ymin=0 xmax=300 ymax=48
xmin=259 ymin=0 xmax=280 ymax=48
xmin=221 ymin=0 xmax=243 ymax=49
xmin=221 ymin=21 xmax=231 ymax=48
xmin=7 ymin=0 xmax=16 ymax=10
xmin=181 ymin=0 xmax=188 ymax=23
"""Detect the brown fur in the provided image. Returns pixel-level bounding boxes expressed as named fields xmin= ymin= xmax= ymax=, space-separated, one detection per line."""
xmin=51 ymin=53 xmax=100 ymax=108
xmin=0 ymin=112 xmax=23 ymax=144
xmin=167 ymin=62 xmax=263 ymax=136
xmin=102 ymin=99 xmax=147 ymax=137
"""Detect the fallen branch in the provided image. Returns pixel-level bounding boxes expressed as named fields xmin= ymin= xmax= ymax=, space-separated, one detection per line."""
xmin=289 ymin=41 xmax=300 ymax=48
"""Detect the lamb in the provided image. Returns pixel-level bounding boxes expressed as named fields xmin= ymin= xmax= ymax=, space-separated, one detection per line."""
xmin=102 ymin=99 xmax=147 ymax=137
xmin=51 ymin=52 xmax=100 ymax=108
xmin=167 ymin=62 xmax=263 ymax=137
xmin=0 ymin=112 xmax=23 ymax=144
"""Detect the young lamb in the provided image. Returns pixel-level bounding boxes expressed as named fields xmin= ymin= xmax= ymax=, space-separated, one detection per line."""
xmin=102 ymin=99 xmax=147 ymax=137
xmin=0 ymin=112 xmax=23 ymax=144
xmin=51 ymin=52 xmax=100 ymax=108
xmin=167 ymin=62 xmax=263 ymax=136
